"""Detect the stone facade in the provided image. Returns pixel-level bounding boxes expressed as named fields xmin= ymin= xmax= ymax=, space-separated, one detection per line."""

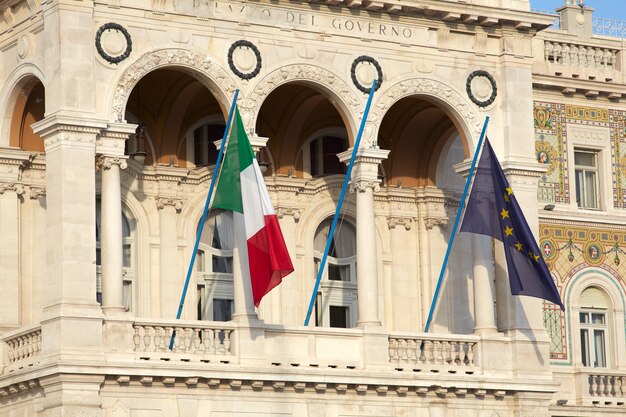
xmin=0 ymin=0 xmax=623 ymax=416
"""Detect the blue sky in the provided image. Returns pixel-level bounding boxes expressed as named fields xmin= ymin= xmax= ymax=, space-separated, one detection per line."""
xmin=530 ymin=0 xmax=626 ymax=21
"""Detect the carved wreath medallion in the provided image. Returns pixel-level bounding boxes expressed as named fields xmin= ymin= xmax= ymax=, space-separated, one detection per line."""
xmin=95 ymin=23 xmax=132 ymax=65
xmin=466 ymin=70 xmax=497 ymax=108
xmin=350 ymin=55 xmax=383 ymax=94
xmin=228 ymin=40 xmax=262 ymax=80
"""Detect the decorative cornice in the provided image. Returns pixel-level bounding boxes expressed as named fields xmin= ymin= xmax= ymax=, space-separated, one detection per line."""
xmin=425 ymin=217 xmax=449 ymax=230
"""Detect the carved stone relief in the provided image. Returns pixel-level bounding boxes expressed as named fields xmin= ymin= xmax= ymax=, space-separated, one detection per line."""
xmin=111 ymin=49 xmax=236 ymax=122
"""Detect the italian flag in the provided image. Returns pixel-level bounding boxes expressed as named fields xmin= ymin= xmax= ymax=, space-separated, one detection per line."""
xmin=212 ymin=106 xmax=294 ymax=307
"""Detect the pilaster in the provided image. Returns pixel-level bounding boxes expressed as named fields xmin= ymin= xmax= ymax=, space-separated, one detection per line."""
xmin=31 ymin=114 xmax=107 ymax=360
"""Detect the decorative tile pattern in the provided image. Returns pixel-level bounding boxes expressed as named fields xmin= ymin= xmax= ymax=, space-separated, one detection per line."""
xmin=540 ymin=222 xmax=626 ymax=362
xmin=534 ymin=102 xmax=568 ymax=203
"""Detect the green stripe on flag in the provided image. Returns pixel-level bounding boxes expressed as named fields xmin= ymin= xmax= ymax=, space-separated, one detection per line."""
xmin=212 ymin=106 xmax=255 ymax=213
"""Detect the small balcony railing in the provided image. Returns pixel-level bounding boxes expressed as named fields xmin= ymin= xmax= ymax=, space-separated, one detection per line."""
xmin=2 ymin=325 xmax=41 ymax=373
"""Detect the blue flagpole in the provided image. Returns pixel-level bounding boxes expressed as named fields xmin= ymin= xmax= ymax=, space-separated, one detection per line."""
xmin=423 ymin=116 xmax=490 ymax=333
xmin=169 ymin=90 xmax=239 ymax=350
xmin=304 ymin=80 xmax=377 ymax=326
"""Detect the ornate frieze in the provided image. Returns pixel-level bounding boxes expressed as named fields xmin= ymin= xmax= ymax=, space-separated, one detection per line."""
xmin=111 ymin=49 xmax=236 ymax=122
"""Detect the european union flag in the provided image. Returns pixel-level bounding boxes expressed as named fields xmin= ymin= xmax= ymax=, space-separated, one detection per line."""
xmin=460 ymin=139 xmax=564 ymax=310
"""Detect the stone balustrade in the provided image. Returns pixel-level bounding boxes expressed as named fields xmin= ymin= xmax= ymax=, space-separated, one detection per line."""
xmin=2 ymin=326 xmax=41 ymax=372
xmin=543 ymin=41 xmax=618 ymax=70
xmin=588 ymin=373 xmax=626 ymax=401
xmin=389 ymin=334 xmax=478 ymax=373
xmin=132 ymin=320 xmax=235 ymax=362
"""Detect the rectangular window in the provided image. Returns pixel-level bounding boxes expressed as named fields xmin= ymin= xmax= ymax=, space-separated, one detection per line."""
xmin=329 ymin=305 xmax=349 ymax=328
xmin=213 ymin=298 xmax=233 ymax=322
xmin=574 ymin=149 xmax=600 ymax=209
xmin=580 ymin=309 xmax=607 ymax=368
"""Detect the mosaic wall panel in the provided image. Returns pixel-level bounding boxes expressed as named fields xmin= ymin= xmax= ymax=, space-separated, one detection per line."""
xmin=540 ymin=222 xmax=626 ymax=363
xmin=534 ymin=102 xmax=568 ymax=203
xmin=534 ymin=102 xmax=626 ymax=208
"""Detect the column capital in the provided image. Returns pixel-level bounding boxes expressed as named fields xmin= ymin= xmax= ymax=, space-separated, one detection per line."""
xmin=96 ymin=155 xmax=128 ymax=171
xmin=387 ymin=216 xmax=413 ymax=231
xmin=275 ymin=206 xmax=302 ymax=221
xmin=156 ymin=197 xmax=184 ymax=212
xmin=337 ymin=147 xmax=390 ymax=166
xmin=350 ymin=179 xmax=380 ymax=193
xmin=0 ymin=182 xmax=26 ymax=196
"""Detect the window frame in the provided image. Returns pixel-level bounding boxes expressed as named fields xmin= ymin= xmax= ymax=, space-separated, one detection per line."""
xmin=300 ymin=128 xmax=348 ymax=179
xmin=573 ymin=148 xmax=601 ymax=210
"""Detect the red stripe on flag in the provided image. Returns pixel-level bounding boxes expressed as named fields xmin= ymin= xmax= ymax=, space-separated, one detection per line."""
xmin=247 ymin=214 xmax=294 ymax=307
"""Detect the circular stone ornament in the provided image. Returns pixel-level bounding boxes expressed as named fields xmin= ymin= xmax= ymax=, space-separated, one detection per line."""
xmin=227 ymin=40 xmax=262 ymax=80
xmin=350 ymin=56 xmax=383 ymax=94
xmin=95 ymin=23 xmax=132 ymax=64
xmin=466 ymin=70 xmax=497 ymax=108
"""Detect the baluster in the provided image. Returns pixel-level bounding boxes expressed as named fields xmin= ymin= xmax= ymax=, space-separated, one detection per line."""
xmin=418 ymin=340 xmax=426 ymax=363
xmin=223 ymin=330 xmax=231 ymax=354
xmin=573 ymin=46 xmax=581 ymax=66
xmin=554 ymin=43 xmax=562 ymax=63
xmin=599 ymin=375 xmax=607 ymax=397
xmin=594 ymin=48 xmax=602 ymax=68
xmin=151 ymin=327 xmax=160 ymax=352
xmin=36 ymin=332 xmax=41 ymax=355
xmin=133 ymin=325 xmax=141 ymax=352
xmin=451 ymin=341 xmax=460 ymax=365
xmin=175 ymin=327 xmax=185 ymax=352
xmin=184 ymin=328 xmax=193 ymax=353
xmin=144 ymin=326 xmax=153 ymax=352
xmin=580 ymin=46 xmax=587 ymax=67
xmin=407 ymin=339 xmax=417 ymax=364
xmin=586 ymin=47 xmax=593 ymax=68
xmin=398 ymin=339 xmax=408 ymax=363
xmin=18 ymin=336 xmax=25 ymax=360
xmin=389 ymin=338 xmax=398 ymax=362
xmin=434 ymin=341 xmax=443 ymax=364
xmin=7 ymin=340 xmax=15 ymax=362
xmin=609 ymin=376 xmax=616 ymax=397
xmin=27 ymin=334 xmax=34 ymax=358
xmin=206 ymin=329 xmax=215 ymax=354
xmin=193 ymin=328 xmax=201 ymax=353
xmin=618 ymin=376 xmax=625 ymax=396
xmin=215 ymin=329 xmax=224 ymax=354
xmin=467 ymin=342 xmax=475 ymax=366
xmin=164 ymin=327 xmax=173 ymax=351
xmin=562 ymin=44 xmax=570 ymax=65
xmin=610 ymin=50 xmax=617 ymax=68
xmin=544 ymin=42 xmax=552 ymax=62
xmin=33 ymin=333 xmax=40 ymax=355
xmin=590 ymin=375 xmax=598 ymax=396
xmin=426 ymin=340 xmax=434 ymax=364
xmin=443 ymin=341 xmax=451 ymax=364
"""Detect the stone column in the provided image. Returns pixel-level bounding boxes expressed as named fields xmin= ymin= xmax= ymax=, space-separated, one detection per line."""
xmin=98 ymin=156 xmax=127 ymax=314
xmin=96 ymin=123 xmax=135 ymax=315
xmin=338 ymin=148 xmax=389 ymax=328
xmin=472 ymin=235 xmax=497 ymax=334
xmin=32 ymin=115 xmax=107 ymax=360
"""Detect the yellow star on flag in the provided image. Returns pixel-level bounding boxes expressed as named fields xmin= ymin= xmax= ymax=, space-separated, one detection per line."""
xmin=533 ymin=253 xmax=540 ymax=263
xmin=515 ymin=242 xmax=523 ymax=251
xmin=500 ymin=208 xmax=509 ymax=219
xmin=504 ymin=225 xmax=514 ymax=237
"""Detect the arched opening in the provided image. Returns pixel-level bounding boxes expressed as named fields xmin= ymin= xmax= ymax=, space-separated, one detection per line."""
xmin=256 ymin=84 xmax=349 ymax=179
xmin=9 ymin=78 xmax=45 ymax=152
xmin=578 ymin=286 xmax=611 ymax=368
xmin=124 ymin=68 xmax=225 ymax=167
xmin=378 ymin=96 xmax=467 ymax=188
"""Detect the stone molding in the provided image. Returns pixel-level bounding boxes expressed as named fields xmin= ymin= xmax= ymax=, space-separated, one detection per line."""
xmin=111 ymin=49 xmax=236 ymax=122
xmin=241 ymin=64 xmax=360 ymax=131
xmin=371 ymin=78 xmax=482 ymax=143
xmin=425 ymin=217 xmax=449 ymax=230
xmin=156 ymin=197 xmax=184 ymax=212
xmin=0 ymin=181 xmax=25 ymax=195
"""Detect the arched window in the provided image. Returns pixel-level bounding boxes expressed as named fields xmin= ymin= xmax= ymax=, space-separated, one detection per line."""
xmin=313 ymin=218 xmax=357 ymax=328
xmin=578 ymin=286 xmax=610 ymax=368
xmin=196 ymin=210 xmax=234 ymax=321
xmin=95 ymin=200 xmax=135 ymax=312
